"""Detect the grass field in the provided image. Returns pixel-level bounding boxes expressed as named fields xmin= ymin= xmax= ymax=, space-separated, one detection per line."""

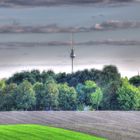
xmin=0 ymin=124 xmax=105 ymax=140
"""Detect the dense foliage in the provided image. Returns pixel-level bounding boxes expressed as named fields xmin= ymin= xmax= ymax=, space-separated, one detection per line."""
xmin=129 ymin=75 xmax=140 ymax=87
xmin=0 ymin=65 xmax=140 ymax=111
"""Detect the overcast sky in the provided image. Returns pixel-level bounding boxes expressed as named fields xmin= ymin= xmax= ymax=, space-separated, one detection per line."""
xmin=0 ymin=0 xmax=140 ymax=78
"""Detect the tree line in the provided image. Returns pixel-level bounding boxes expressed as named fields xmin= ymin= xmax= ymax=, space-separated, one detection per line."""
xmin=0 ymin=65 xmax=140 ymax=111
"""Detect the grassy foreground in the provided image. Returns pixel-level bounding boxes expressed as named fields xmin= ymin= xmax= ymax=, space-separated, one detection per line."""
xmin=0 ymin=124 xmax=105 ymax=140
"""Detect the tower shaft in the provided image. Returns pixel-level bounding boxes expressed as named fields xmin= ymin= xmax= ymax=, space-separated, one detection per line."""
xmin=70 ymin=33 xmax=75 ymax=74
xmin=72 ymin=57 xmax=74 ymax=74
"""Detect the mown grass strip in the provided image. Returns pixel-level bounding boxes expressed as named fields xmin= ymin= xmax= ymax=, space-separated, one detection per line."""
xmin=0 ymin=124 xmax=106 ymax=140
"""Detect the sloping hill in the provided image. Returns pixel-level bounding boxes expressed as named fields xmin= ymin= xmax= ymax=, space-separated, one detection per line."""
xmin=0 ymin=111 xmax=140 ymax=140
xmin=0 ymin=124 xmax=104 ymax=140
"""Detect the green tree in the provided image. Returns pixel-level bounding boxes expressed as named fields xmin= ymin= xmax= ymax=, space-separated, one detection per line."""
xmin=129 ymin=75 xmax=140 ymax=87
xmin=84 ymin=80 xmax=97 ymax=106
xmin=134 ymin=88 xmax=140 ymax=110
xmin=15 ymin=80 xmax=36 ymax=110
xmin=33 ymin=82 xmax=44 ymax=110
xmin=101 ymin=81 xmax=120 ymax=110
xmin=58 ymin=83 xmax=77 ymax=110
xmin=0 ymin=80 xmax=6 ymax=90
xmin=76 ymin=80 xmax=103 ymax=110
xmin=90 ymin=87 xmax=103 ymax=110
xmin=41 ymin=70 xmax=56 ymax=84
xmin=44 ymin=79 xmax=59 ymax=110
xmin=84 ymin=80 xmax=103 ymax=110
xmin=76 ymin=83 xmax=85 ymax=109
xmin=117 ymin=78 xmax=140 ymax=110
xmin=101 ymin=65 xmax=121 ymax=110
xmin=1 ymin=83 xmax=17 ymax=111
xmin=101 ymin=65 xmax=121 ymax=86
xmin=0 ymin=80 xmax=6 ymax=110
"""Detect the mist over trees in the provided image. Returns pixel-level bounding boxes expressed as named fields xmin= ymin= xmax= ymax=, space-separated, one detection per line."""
xmin=0 ymin=65 xmax=140 ymax=111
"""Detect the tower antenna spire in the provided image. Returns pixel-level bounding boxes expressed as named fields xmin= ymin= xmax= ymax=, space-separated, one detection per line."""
xmin=70 ymin=32 xmax=76 ymax=74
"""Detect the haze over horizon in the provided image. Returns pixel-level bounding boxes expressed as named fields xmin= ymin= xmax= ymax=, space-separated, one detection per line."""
xmin=0 ymin=0 xmax=140 ymax=78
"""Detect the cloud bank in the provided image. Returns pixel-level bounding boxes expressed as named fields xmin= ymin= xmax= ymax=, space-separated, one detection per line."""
xmin=0 ymin=0 xmax=138 ymax=7
xmin=0 ymin=20 xmax=140 ymax=33
xmin=0 ymin=40 xmax=140 ymax=50
xmin=93 ymin=20 xmax=140 ymax=30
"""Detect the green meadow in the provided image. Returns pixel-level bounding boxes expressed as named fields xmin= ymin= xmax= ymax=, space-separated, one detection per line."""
xmin=0 ymin=124 xmax=105 ymax=140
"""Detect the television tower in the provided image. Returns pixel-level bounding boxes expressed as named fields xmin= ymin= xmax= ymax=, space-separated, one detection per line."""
xmin=70 ymin=33 xmax=76 ymax=74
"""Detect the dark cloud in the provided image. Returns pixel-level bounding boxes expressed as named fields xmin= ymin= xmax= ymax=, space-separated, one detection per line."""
xmin=0 ymin=24 xmax=84 ymax=33
xmin=0 ymin=45 xmax=17 ymax=50
xmin=47 ymin=40 xmax=140 ymax=46
xmin=93 ymin=20 xmax=140 ymax=30
xmin=78 ymin=40 xmax=140 ymax=46
xmin=0 ymin=0 xmax=138 ymax=7
xmin=1 ymin=20 xmax=140 ymax=33
xmin=0 ymin=40 xmax=140 ymax=49
xmin=0 ymin=64 xmax=45 ymax=67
